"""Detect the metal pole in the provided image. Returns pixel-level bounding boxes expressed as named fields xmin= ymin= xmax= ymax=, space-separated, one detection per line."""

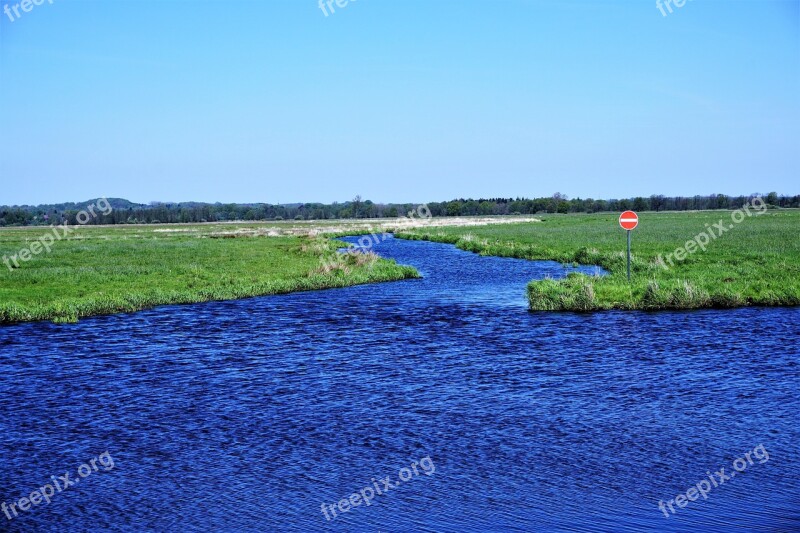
xmin=626 ymin=230 xmax=631 ymax=281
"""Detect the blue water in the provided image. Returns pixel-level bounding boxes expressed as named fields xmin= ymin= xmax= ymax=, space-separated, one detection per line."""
xmin=1 ymin=235 xmax=798 ymax=532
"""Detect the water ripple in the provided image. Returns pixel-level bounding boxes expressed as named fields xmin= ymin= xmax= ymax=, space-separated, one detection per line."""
xmin=0 ymin=236 xmax=798 ymax=532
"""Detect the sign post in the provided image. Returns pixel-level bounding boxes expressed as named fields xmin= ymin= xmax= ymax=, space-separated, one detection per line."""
xmin=618 ymin=211 xmax=639 ymax=281
xmin=627 ymin=230 xmax=631 ymax=281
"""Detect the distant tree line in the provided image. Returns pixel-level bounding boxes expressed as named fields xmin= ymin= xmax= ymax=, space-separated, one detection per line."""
xmin=0 ymin=192 xmax=797 ymax=227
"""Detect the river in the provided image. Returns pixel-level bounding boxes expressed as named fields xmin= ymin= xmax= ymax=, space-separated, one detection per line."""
xmin=1 ymin=235 xmax=798 ymax=531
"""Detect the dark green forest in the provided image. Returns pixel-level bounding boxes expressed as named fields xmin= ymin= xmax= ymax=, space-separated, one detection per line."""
xmin=1 ymin=192 xmax=797 ymax=226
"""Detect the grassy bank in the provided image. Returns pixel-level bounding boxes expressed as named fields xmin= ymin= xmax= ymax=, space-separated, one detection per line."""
xmin=395 ymin=209 xmax=800 ymax=311
xmin=0 ymin=224 xmax=418 ymax=324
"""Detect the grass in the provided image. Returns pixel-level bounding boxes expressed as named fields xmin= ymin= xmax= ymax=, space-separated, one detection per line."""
xmin=0 ymin=223 xmax=419 ymax=324
xmin=4 ymin=210 xmax=797 ymax=320
xmin=395 ymin=209 xmax=800 ymax=311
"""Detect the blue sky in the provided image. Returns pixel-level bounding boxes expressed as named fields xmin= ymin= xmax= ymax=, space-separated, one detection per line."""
xmin=0 ymin=0 xmax=798 ymax=205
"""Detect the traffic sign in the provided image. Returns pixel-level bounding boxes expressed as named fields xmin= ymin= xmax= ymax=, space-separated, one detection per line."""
xmin=619 ymin=211 xmax=639 ymax=281
xmin=619 ymin=211 xmax=639 ymax=230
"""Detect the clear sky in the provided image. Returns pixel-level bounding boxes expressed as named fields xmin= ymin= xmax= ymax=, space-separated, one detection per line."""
xmin=0 ymin=0 xmax=798 ymax=205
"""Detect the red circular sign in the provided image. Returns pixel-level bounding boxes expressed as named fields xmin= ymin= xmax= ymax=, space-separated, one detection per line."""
xmin=619 ymin=211 xmax=639 ymax=230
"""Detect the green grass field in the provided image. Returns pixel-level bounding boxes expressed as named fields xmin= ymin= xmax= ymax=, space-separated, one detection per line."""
xmin=395 ymin=209 xmax=800 ymax=311
xmin=0 ymin=223 xmax=418 ymax=324
xmin=3 ymin=210 xmax=798 ymax=322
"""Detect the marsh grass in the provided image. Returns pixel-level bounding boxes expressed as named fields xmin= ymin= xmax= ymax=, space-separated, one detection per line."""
xmin=312 ymin=249 xmax=381 ymax=275
xmin=396 ymin=210 xmax=800 ymax=311
xmin=0 ymin=226 xmax=418 ymax=324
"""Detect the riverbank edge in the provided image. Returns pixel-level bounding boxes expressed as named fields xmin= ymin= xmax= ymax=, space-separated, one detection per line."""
xmin=393 ymin=231 xmax=800 ymax=312
xmin=0 ymin=237 xmax=420 ymax=325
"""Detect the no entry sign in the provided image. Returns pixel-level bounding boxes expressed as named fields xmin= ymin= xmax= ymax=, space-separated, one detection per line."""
xmin=619 ymin=211 xmax=639 ymax=231
xmin=619 ymin=211 xmax=638 ymax=281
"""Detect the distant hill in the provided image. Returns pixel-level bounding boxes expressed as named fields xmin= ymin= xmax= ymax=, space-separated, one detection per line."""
xmin=4 ymin=198 xmax=147 ymax=211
